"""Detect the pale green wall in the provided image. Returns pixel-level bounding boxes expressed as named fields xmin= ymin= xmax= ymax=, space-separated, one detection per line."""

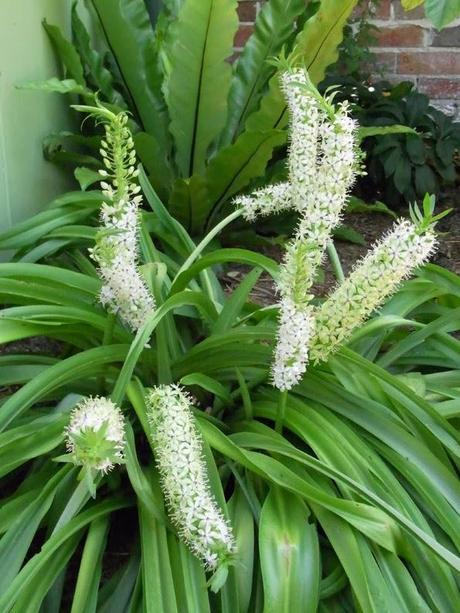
xmin=0 ymin=0 xmax=75 ymax=231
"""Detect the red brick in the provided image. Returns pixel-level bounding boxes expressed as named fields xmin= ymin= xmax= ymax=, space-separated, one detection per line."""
xmin=393 ymin=1 xmax=425 ymax=20
xmin=227 ymin=51 xmax=241 ymax=65
xmin=375 ymin=25 xmax=425 ymax=47
xmin=417 ymin=77 xmax=460 ymax=99
xmin=375 ymin=0 xmax=392 ymax=20
xmin=237 ymin=1 xmax=257 ymax=22
xmin=373 ymin=51 xmax=397 ymax=72
xmin=432 ymin=26 xmax=460 ymax=48
xmin=234 ymin=24 xmax=253 ymax=48
xmin=397 ymin=51 xmax=460 ymax=75
xmin=354 ymin=0 xmax=391 ymax=20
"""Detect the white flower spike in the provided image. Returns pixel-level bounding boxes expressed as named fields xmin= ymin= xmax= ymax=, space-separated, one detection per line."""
xmin=269 ymin=69 xmax=360 ymax=390
xmin=234 ymin=68 xmax=437 ymax=390
xmin=281 ymin=69 xmax=321 ymax=213
xmin=310 ymin=219 xmax=437 ymax=364
xmin=147 ymin=385 xmax=236 ymax=587
xmin=65 ymin=396 xmax=125 ymax=474
xmin=76 ymin=103 xmax=155 ymax=331
xmin=272 ymin=297 xmax=315 ymax=391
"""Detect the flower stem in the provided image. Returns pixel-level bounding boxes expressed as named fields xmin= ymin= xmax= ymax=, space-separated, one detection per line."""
xmin=174 ymin=208 xmax=244 ymax=281
xmin=327 ymin=240 xmax=345 ymax=283
xmin=275 ymin=391 xmax=288 ymax=434
xmin=99 ymin=312 xmax=116 ymax=393
xmin=102 ymin=312 xmax=116 ymax=346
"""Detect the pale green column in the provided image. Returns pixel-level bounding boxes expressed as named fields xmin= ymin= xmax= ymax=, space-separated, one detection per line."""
xmin=0 ymin=0 xmax=75 ymax=231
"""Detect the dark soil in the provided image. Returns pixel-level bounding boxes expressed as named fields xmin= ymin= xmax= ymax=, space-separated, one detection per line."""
xmin=221 ymin=190 xmax=460 ymax=305
xmin=0 ymin=337 xmax=63 ymax=356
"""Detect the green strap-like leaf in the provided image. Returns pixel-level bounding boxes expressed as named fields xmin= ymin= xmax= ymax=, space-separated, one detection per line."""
xmin=0 ymin=345 xmax=129 ymax=431
xmin=170 ymin=248 xmax=278 ymax=294
xmin=90 ymin=0 xmax=170 ymax=149
xmin=204 ymin=130 xmax=286 ymax=227
xmin=165 ymin=0 xmax=238 ymax=176
xmin=259 ymin=487 xmax=320 ymax=613
xmin=219 ymin=0 xmax=307 ymax=145
xmin=246 ymin=0 xmax=359 ymax=133
xmin=0 ymin=498 xmax=130 ymax=612
xmin=71 ymin=4 xmax=126 ymax=107
xmin=43 ymin=20 xmax=86 ymax=85
xmin=358 ymin=125 xmax=417 ymax=141
xmin=17 ymin=78 xmax=90 ymax=95
xmin=70 ymin=516 xmax=109 ymax=613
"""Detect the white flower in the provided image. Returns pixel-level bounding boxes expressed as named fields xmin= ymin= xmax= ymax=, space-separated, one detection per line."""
xmin=236 ymin=182 xmax=291 ymax=222
xmin=272 ymin=298 xmax=315 ymax=391
xmin=147 ymin=385 xmax=236 ymax=571
xmin=296 ymin=100 xmax=359 ymax=256
xmin=309 ymin=220 xmax=437 ymax=363
xmin=239 ymin=69 xmax=360 ymax=390
xmin=281 ymin=70 xmax=322 ymax=213
xmin=65 ymin=396 xmax=125 ymax=473
xmin=95 ymin=201 xmax=155 ymax=330
xmin=91 ymin=110 xmax=155 ymax=331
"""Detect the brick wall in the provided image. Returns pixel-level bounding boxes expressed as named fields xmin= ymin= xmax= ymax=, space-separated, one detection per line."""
xmin=370 ymin=0 xmax=460 ymax=118
xmin=236 ymin=0 xmax=460 ymax=119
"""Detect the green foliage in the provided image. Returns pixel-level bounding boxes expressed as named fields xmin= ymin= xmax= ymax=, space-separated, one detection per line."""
xmin=1 ymin=146 xmax=460 ymax=608
xmin=362 ymin=84 xmax=460 ymax=206
xmin=403 ymin=0 xmax=460 ymax=29
xmin=425 ymin=0 xmax=460 ymax=29
xmin=35 ymin=0 xmax=358 ymax=235
xmin=324 ymin=79 xmax=460 ymax=206
xmin=326 ymin=0 xmax=382 ymax=80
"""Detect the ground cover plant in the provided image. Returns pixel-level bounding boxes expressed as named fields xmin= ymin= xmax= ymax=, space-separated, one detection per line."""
xmin=1 ymin=62 xmax=460 ymax=612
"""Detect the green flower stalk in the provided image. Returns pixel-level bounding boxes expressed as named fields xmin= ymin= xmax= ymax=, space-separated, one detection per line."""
xmin=146 ymin=385 xmax=236 ymax=585
xmin=74 ymin=102 xmax=155 ymax=331
xmin=65 ymin=396 xmax=125 ymax=474
xmin=310 ymin=219 xmax=437 ymax=364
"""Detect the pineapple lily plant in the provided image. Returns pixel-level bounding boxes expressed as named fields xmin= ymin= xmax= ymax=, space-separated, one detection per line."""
xmin=0 ymin=69 xmax=460 ymax=612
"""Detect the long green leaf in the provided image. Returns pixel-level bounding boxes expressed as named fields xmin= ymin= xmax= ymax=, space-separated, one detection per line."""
xmin=245 ymin=0 xmax=358 ymax=133
xmin=70 ymin=516 xmax=109 ymax=613
xmin=259 ymin=487 xmax=320 ymax=613
xmin=199 ymin=420 xmax=402 ymax=553
xmin=0 ymin=498 xmax=131 ymax=612
xmin=90 ymin=0 xmax=170 ymax=147
xmin=220 ymin=0 xmax=307 ymax=144
xmin=72 ymin=3 xmax=125 ymax=106
xmin=0 ymin=466 xmax=71 ymax=595
xmin=425 ymin=0 xmax=460 ymax=29
xmin=43 ymin=20 xmax=86 ymax=85
xmin=0 ymin=345 xmax=129 ymax=431
xmin=171 ymin=248 xmax=278 ymax=294
xmin=17 ymin=78 xmax=90 ymax=95
xmin=204 ymin=129 xmax=286 ymax=226
xmin=165 ymin=0 xmax=238 ymax=176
